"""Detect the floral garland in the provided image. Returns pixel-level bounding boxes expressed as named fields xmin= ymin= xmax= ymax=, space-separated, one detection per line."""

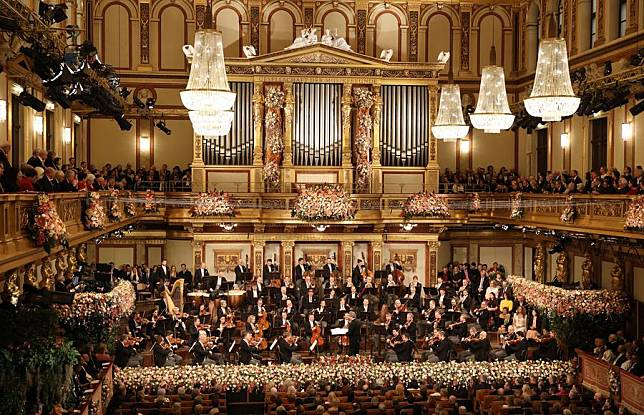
xmin=144 ymin=189 xmax=158 ymax=213
xmin=125 ymin=191 xmax=137 ymax=217
xmin=54 ymin=279 xmax=135 ymax=328
xmin=624 ymin=196 xmax=644 ymax=232
xmin=401 ymin=192 xmax=450 ymax=220
xmin=115 ymin=359 xmax=574 ymax=392
xmin=28 ymin=194 xmax=69 ymax=254
xmin=353 ymin=88 xmax=374 ymax=193
xmin=109 ymin=189 xmax=124 ymax=222
xmin=291 ymin=184 xmax=357 ymax=222
xmin=510 ymin=192 xmax=523 ymax=219
xmin=507 ymin=276 xmax=629 ymax=318
xmin=560 ymin=195 xmax=577 ymax=223
xmin=191 ymin=191 xmax=236 ymax=217
xmin=84 ymin=192 xmax=107 ymax=230
xmin=263 ymin=86 xmax=285 ymax=191
xmin=469 ymin=192 xmax=481 ymax=213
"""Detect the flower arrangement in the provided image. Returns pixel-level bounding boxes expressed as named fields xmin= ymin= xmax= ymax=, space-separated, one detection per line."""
xmin=353 ymin=88 xmax=374 ymax=193
xmin=191 ymin=191 xmax=236 ymax=217
xmin=263 ymin=86 xmax=285 ymax=191
xmin=624 ymin=196 xmax=644 ymax=232
xmin=115 ymin=359 xmax=574 ymax=392
xmin=291 ymin=184 xmax=357 ymax=222
xmin=54 ymin=279 xmax=135 ymax=331
xmin=507 ymin=276 xmax=629 ymax=318
xmin=144 ymin=189 xmax=158 ymax=213
xmin=469 ymin=193 xmax=481 ymax=212
xmin=84 ymin=192 xmax=107 ymax=230
xmin=510 ymin=192 xmax=523 ymax=219
xmin=401 ymin=192 xmax=450 ymax=220
xmin=109 ymin=189 xmax=124 ymax=222
xmin=28 ymin=194 xmax=69 ymax=253
xmin=560 ymin=195 xmax=577 ymax=223
xmin=125 ymin=191 xmax=137 ymax=217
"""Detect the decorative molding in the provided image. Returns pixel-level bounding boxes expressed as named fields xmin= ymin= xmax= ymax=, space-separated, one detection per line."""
xmin=250 ymin=6 xmax=260 ymax=52
xmin=195 ymin=4 xmax=205 ymax=29
xmin=461 ymin=11 xmax=471 ymax=71
xmin=595 ymin=0 xmax=605 ymax=45
xmin=357 ymin=9 xmax=367 ymax=54
xmin=409 ymin=11 xmax=418 ymax=62
xmin=304 ymin=7 xmax=314 ymax=27
xmin=140 ymin=2 xmax=150 ymax=65
xmin=626 ymin=0 xmax=639 ymax=34
xmin=570 ymin=0 xmax=577 ymax=55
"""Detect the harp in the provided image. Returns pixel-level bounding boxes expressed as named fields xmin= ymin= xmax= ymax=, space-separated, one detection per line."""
xmin=162 ymin=279 xmax=184 ymax=314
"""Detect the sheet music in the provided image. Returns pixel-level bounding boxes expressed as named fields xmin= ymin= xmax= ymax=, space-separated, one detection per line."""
xmin=330 ymin=328 xmax=348 ymax=335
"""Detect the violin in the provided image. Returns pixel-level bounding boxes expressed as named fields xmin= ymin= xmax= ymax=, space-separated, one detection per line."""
xmin=257 ymin=312 xmax=270 ymax=331
xmin=252 ymin=333 xmax=268 ymax=350
xmin=310 ymin=323 xmax=325 ymax=347
xmin=124 ymin=336 xmax=143 ymax=347
xmin=224 ymin=313 xmax=236 ymax=329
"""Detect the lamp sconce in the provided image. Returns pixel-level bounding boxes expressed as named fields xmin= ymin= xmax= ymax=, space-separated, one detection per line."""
xmin=621 ymin=122 xmax=632 ymax=141
xmin=63 ymin=127 xmax=71 ymax=144
xmin=140 ymin=135 xmax=150 ymax=152
xmin=560 ymin=132 xmax=569 ymax=149
xmin=33 ymin=115 xmax=43 ymax=135
xmin=460 ymin=139 xmax=470 ymax=153
xmin=0 ymin=100 xmax=6 ymax=123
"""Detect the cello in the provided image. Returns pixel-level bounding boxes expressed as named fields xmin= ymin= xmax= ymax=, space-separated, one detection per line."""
xmin=310 ymin=322 xmax=325 ymax=348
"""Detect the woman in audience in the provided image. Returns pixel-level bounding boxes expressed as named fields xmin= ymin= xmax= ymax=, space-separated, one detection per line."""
xmin=513 ymin=306 xmax=528 ymax=334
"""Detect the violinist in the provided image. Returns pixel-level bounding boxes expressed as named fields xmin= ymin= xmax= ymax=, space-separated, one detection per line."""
xmin=387 ymin=332 xmax=414 ymax=362
xmin=303 ymin=313 xmax=317 ymax=340
xmin=426 ymin=330 xmax=450 ymax=363
xmin=401 ymin=312 xmax=417 ymax=341
xmin=422 ymin=300 xmax=438 ymax=323
xmin=252 ymin=297 xmax=267 ymax=317
xmin=128 ymin=312 xmax=143 ymax=338
xmin=276 ymin=310 xmax=295 ymax=332
xmin=474 ymin=300 xmax=493 ymax=331
xmin=534 ymin=329 xmax=558 ymax=360
xmin=239 ymin=331 xmax=261 ymax=365
xmin=283 ymin=298 xmax=296 ymax=319
xmin=188 ymin=316 xmax=202 ymax=343
xmin=246 ymin=315 xmax=260 ymax=335
xmin=151 ymin=335 xmax=182 ymax=367
xmin=432 ymin=310 xmax=446 ymax=332
xmin=357 ymin=298 xmax=373 ymax=322
xmin=190 ymin=330 xmax=220 ymax=365
xmin=446 ymin=314 xmax=469 ymax=344
xmin=458 ymin=290 xmax=474 ymax=316
xmin=503 ymin=330 xmax=528 ymax=361
xmin=114 ymin=334 xmax=143 ymax=368
xmin=277 ymin=331 xmax=302 ymax=364
xmin=464 ymin=330 xmax=491 ymax=362
xmin=216 ymin=299 xmax=230 ymax=321
xmin=392 ymin=299 xmax=407 ymax=325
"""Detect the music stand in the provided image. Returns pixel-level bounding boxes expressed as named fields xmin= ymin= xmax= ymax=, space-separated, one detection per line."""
xmin=222 ymin=281 xmax=235 ymax=291
xmin=267 ymin=271 xmax=280 ymax=281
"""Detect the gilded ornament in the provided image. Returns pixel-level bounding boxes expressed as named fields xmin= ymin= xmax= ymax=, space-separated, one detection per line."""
xmin=611 ymin=263 xmax=624 ymax=291
xmin=23 ymin=264 xmax=37 ymax=287
xmin=78 ymin=243 xmax=88 ymax=263
xmin=554 ymin=251 xmax=569 ymax=283
xmin=40 ymin=258 xmax=54 ymax=290
xmin=580 ymin=254 xmax=594 ymax=289
xmin=534 ymin=243 xmax=545 ymax=283
xmin=4 ymin=269 xmax=20 ymax=304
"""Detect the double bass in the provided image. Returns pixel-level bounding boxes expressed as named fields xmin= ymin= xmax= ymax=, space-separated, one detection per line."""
xmin=310 ymin=322 xmax=325 ymax=348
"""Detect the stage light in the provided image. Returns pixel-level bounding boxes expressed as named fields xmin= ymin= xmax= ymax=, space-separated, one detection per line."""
xmin=39 ymin=1 xmax=68 ymax=24
xmin=19 ymin=91 xmax=46 ymax=112
xmin=156 ymin=120 xmax=171 ymax=135
xmin=133 ymin=96 xmax=145 ymax=109
xmin=146 ymin=97 xmax=156 ymax=109
xmin=114 ymin=115 xmax=132 ymax=131
xmin=630 ymin=99 xmax=644 ymax=116
xmin=400 ymin=223 xmax=417 ymax=232
xmin=622 ymin=122 xmax=632 ymax=141
xmin=604 ymin=60 xmax=612 ymax=76
xmin=120 ymin=87 xmax=131 ymax=98
xmin=560 ymin=133 xmax=569 ymax=148
xmin=312 ymin=224 xmax=329 ymax=232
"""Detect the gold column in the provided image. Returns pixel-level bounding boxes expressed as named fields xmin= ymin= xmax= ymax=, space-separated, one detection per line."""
xmin=192 ymin=131 xmax=206 ymax=192
xmin=282 ymin=83 xmax=294 ymax=190
xmin=252 ymin=240 xmax=265 ymax=280
xmin=626 ymin=0 xmax=639 ymax=34
xmin=341 ymin=83 xmax=354 ymax=188
xmin=426 ymin=84 xmax=440 ymax=192
xmin=192 ymin=241 xmax=204 ymax=271
xmin=281 ymin=241 xmax=295 ymax=280
xmin=370 ymin=240 xmax=383 ymax=272
xmin=252 ymin=82 xmax=265 ymax=192
xmin=426 ymin=241 xmax=440 ymax=287
xmin=342 ymin=241 xmax=354 ymax=282
xmin=371 ymin=83 xmax=382 ymax=193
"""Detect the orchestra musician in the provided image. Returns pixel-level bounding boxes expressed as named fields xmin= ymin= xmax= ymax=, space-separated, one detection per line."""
xmin=323 ymin=258 xmax=336 ymax=279
xmin=263 ymin=259 xmax=278 ymax=279
xmin=401 ymin=312 xmax=417 ymax=341
xmin=234 ymin=260 xmax=249 ymax=284
xmin=426 ymin=331 xmax=450 ymax=363
xmin=151 ymin=335 xmax=183 ymax=367
xmin=277 ymin=331 xmax=302 ymax=364
xmin=216 ymin=299 xmax=230 ymax=321
xmin=212 ymin=274 xmax=227 ymax=292
xmin=239 ymin=331 xmax=261 ymax=365
xmin=294 ymin=258 xmax=308 ymax=281
xmin=189 ymin=330 xmax=221 ymax=365
xmin=463 ymin=330 xmax=491 ymax=362
xmin=195 ymin=262 xmax=209 ymax=288
xmin=352 ymin=259 xmax=365 ymax=289
xmin=345 ymin=311 xmax=362 ymax=356
xmin=347 ymin=286 xmax=360 ymax=308
xmin=357 ymin=298 xmax=373 ymax=322
xmin=446 ymin=314 xmax=469 ymax=344
xmin=384 ymin=258 xmax=402 ymax=275
xmin=392 ymin=299 xmax=407 ymax=325
xmin=246 ymin=280 xmax=262 ymax=308
xmin=114 ymin=334 xmax=143 ymax=368
xmin=503 ymin=330 xmax=528 ymax=361
xmin=387 ymin=332 xmax=414 ymax=362
xmin=300 ymin=288 xmax=319 ymax=313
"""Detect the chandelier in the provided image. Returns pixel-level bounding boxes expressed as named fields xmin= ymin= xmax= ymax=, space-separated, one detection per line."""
xmin=219 ymin=223 xmax=238 ymax=232
xmin=432 ymin=84 xmax=469 ymax=141
xmin=470 ymin=65 xmax=514 ymax=133
xmin=181 ymin=2 xmax=236 ymax=136
xmin=400 ymin=223 xmax=417 ymax=232
xmin=524 ymin=38 xmax=580 ymax=122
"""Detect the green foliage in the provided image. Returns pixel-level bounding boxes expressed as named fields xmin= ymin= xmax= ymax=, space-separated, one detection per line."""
xmin=543 ymin=309 xmax=625 ymax=352
xmin=0 ymin=307 xmax=58 ymax=348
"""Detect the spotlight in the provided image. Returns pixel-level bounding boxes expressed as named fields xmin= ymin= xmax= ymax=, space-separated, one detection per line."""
xmin=120 ymin=87 xmax=131 ymax=98
xmin=155 ymin=119 xmax=171 ymax=135
xmin=114 ymin=115 xmax=132 ymax=131
xmin=39 ymin=1 xmax=68 ymax=24
xmin=548 ymin=244 xmax=564 ymax=254
xmin=603 ymin=60 xmax=612 ymax=76
xmin=501 ymin=225 xmax=509 ymax=231
xmin=145 ymin=97 xmax=155 ymax=109
xmin=19 ymin=91 xmax=46 ymax=112
xmin=133 ymin=96 xmax=145 ymax=109
xmin=630 ymin=99 xmax=644 ymax=117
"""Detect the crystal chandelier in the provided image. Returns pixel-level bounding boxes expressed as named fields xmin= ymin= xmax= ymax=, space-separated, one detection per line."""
xmin=524 ymin=38 xmax=580 ymax=122
xmin=432 ymin=84 xmax=469 ymax=141
xmin=181 ymin=1 xmax=236 ymax=136
xmin=312 ymin=224 xmax=329 ymax=232
xmin=400 ymin=223 xmax=417 ymax=232
xmin=470 ymin=66 xmax=514 ymax=133
xmin=219 ymin=223 xmax=238 ymax=232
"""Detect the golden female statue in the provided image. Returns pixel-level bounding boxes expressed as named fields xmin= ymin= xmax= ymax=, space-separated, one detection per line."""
xmin=66 ymin=247 xmax=78 ymax=279
xmin=580 ymin=254 xmax=593 ymax=289
xmin=40 ymin=258 xmax=54 ymax=290
xmin=55 ymin=252 xmax=68 ymax=280
xmin=534 ymin=243 xmax=545 ymax=283
xmin=22 ymin=264 xmax=37 ymax=287
xmin=554 ymin=251 xmax=569 ymax=283
xmin=611 ymin=263 xmax=624 ymax=291
xmin=4 ymin=269 xmax=20 ymax=304
xmin=77 ymin=243 xmax=88 ymax=263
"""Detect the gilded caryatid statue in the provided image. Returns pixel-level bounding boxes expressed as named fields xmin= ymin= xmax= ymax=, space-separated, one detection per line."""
xmin=77 ymin=243 xmax=88 ymax=263
xmin=55 ymin=252 xmax=68 ymax=280
xmin=580 ymin=254 xmax=594 ymax=289
xmin=611 ymin=263 xmax=624 ymax=292
xmin=22 ymin=263 xmax=37 ymax=287
xmin=4 ymin=269 xmax=20 ymax=305
xmin=66 ymin=247 xmax=78 ymax=279
xmin=554 ymin=251 xmax=569 ymax=283
xmin=39 ymin=258 xmax=54 ymax=290
xmin=534 ymin=243 xmax=545 ymax=283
